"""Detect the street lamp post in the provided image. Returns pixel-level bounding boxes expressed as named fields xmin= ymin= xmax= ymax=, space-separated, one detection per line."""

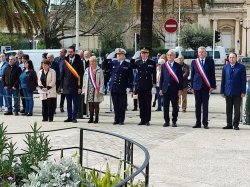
xmin=240 ymin=19 xmax=250 ymax=56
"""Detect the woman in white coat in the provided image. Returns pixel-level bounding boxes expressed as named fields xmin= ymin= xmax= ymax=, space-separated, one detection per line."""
xmin=83 ymin=56 xmax=104 ymax=123
xmin=37 ymin=59 xmax=57 ymax=122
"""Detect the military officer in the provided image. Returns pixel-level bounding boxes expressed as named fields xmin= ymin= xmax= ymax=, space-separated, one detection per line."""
xmin=130 ymin=47 xmax=156 ymax=126
xmin=103 ymin=48 xmax=132 ymax=125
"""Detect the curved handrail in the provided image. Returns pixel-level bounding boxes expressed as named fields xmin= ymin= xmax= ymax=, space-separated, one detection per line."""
xmin=6 ymin=126 xmax=150 ymax=186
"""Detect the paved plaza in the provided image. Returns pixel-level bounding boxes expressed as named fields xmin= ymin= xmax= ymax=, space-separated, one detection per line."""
xmin=2 ymin=93 xmax=250 ymax=186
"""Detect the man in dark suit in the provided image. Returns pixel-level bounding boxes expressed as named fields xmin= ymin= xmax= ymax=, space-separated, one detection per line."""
xmin=103 ymin=48 xmax=132 ymax=125
xmin=221 ymin=52 xmax=246 ymax=130
xmin=60 ymin=46 xmax=84 ymax=123
xmin=130 ymin=47 xmax=156 ymax=126
xmin=160 ymin=50 xmax=183 ymax=127
xmin=191 ymin=46 xmax=216 ymax=129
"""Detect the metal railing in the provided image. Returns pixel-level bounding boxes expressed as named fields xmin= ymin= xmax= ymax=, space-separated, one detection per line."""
xmin=6 ymin=127 xmax=150 ymax=187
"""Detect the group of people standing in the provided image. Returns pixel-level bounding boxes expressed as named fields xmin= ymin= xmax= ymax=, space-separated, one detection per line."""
xmin=103 ymin=46 xmax=246 ymax=130
xmin=0 ymin=46 xmax=246 ymax=130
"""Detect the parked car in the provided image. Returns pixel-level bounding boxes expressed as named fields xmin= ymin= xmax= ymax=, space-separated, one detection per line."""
xmin=241 ymin=57 xmax=250 ymax=67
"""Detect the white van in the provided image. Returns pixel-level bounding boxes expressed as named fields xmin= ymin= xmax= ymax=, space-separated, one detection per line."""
xmin=174 ymin=46 xmax=226 ymax=66
xmin=5 ymin=49 xmax=61 ymax=72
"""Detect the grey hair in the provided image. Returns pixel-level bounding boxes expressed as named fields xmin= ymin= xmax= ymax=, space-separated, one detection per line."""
xmin=178 ymin=54 xmax=184 ymax=59
xmin=198 ymin=46 xmax=206 ymax=51
xmin=167 ymin=49 xmax=175 ymax=55
xmin=47 ymin=53 xmax=54 ymax=58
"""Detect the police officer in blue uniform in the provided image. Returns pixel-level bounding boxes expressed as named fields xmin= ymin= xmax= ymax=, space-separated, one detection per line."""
xmin=103 ymin=48 xmax=132 ymax=125
xmin=131 ymin=47 xmax=156 ymax=126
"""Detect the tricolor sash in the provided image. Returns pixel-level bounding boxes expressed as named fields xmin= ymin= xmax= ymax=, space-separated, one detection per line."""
xmin=88 ymin=67 xmax=99 ymax=91
xmin=64 ymin=60 xmax=80 ymax=86
xmin=195 ymin=58 xmax=211 ymax=88
xmin=165 ymin=61 xmax=179 ymax=84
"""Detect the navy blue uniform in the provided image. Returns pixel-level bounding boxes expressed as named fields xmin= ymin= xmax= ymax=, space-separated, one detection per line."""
xmin=103 ymin=59 xmax=132 ymax=124
xmin=131 ymin=59 xmax=156 ymax=124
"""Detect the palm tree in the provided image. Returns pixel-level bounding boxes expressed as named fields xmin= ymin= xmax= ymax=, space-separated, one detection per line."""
xmin=0 ymin=0 xmax=47 ymax=36
xmin=87 ymin=0 xmax=213 ymax=49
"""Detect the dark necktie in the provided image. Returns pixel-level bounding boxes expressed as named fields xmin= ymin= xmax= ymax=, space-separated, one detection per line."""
xmin=201 ymin=59 xmax=205 ymax=66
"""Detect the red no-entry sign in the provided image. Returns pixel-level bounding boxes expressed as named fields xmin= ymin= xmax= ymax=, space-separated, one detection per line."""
xmin=164 ymin=19 xmax=178 ymax=33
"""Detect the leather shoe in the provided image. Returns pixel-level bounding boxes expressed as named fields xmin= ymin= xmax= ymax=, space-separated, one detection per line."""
xmin=60 ymin=107 xmax=64 ymax=112
xmin=163 ymin=123 xmax=169 ymax=127
xmin=64 ymin=118 xmax=72 ymax=122
xmin=26 ymin=113 xmax=33 ymax=116
xmin=4 ymin=112 xmax=13 ymax=115
xmin=15 ymin=112 xmax=19 ymax=116
xmin=204 ymin=126 xmax=209 ymax=129
xmin=20 ymin=109 xmax=25 ymax=113
xmin=119 ymin=122 xmax=124 ymax=125
xmin=222 ymin=126 xmax=233 ymax=129
xmin=146 ymin=122 xmax=150 ymax=126
xmin=138 ymin=121 xmax=145 ymax=125
xmin=113 ymin=121 xmax=119 ymax=125
xmin=42 ymin=119 xmax=48 ymax=122
xmin=132 ymin=108 xmax=137 ymax=111
xmin=192 ymin=124 xmax=201 ymax=128
xmin=155 ymin=109 xmax=162 ymax=111
xmin=172 ymin=123 xmax=177 ymax=127
xmin=72 ymin=119 xmax=77 ymax=123
xmin=234 ymin=127 xmax=240 ymax=130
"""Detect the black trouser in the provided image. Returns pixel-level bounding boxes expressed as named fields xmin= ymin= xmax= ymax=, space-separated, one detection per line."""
xmin=138 ymin=90 xmax=152 ymax=123
xmin=88 ymin=102 xmax=100 ymax=116
xmin=194 ymin=88 xmax=210 ymax=126
xmin=42 ymin=98 xmax=56 ymax=121
xmin=133 ymin=99 xmax=138 ymax=110
xmin=111 ymin=92 xmax=127 ymax=123
xmin=19 ymin=88 xmax=26 ymax=110
xmin=60 ymin=93 xmax=65 ymax=108
xmin=163 ymin=89 xmax=179 ymax=123
xmin=225 ymin=96 xmax=242 ymax=128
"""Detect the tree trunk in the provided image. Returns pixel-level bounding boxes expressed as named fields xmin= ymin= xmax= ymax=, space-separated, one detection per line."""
xmin=140 ymin=0 xmax=154 ymax=49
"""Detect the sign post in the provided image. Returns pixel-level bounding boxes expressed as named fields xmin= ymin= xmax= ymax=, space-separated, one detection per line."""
xmin=164 ymin=19 xmax=178 ymax=49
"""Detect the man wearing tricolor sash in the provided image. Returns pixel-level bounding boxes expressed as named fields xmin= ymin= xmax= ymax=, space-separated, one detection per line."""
xmin=191 ymin=46 xmax=216 ymax=129
xmin=60 ymin=46 xmax=84 ymax=123
xmin=160 ymin=50 xmax=183 ymax=127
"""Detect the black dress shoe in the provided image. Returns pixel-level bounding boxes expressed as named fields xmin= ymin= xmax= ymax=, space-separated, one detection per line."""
xmin=155 ymin=109 xmax=162 ymax=111
xmin=163 ymin=123 xmax=169 ymax=127
xmin=42 ymin=119 xmax=48 ymax=122
xmin=22 ymin=113 xmax=28 ymax=116
xmin=4 ymin=112 xmax=13 ymax=115
xmin=26 ymin=113 xmax=33 ymax=116
xmin=20 ymin=109 xmax=25 ymax=113
xmin=72 ymin=119 xmax=77 ymax=123
xmin=119 ymin=122 xmax=124 ymax=125
xmin=146 ymin=122 xmax=150 ymax=126
xmin=152 ymin=102 xmax=156 ymax=107
xmin=172 ymin=123 xmax=177 ymax=127
xmin=192 ymin=124 xmax=201 ymax=128
xmin=234 ymin=127 xmax=240 ymax=130
xmin=113 ymin=121 xmax=119 ymax=125
xmin=60 ymin=107 xmax=64 ymax=112
xmin=132 ymin=108 xmax=137 ymax=111
xmin=64 ymin=118 xmax=72 ymax=122
xmin=204 ymin=126 xmax=209 ymax=129
xmin=138 ymin=121 xmax=145 ymax=125
xmin=222 ymin=126 xmax=233 ymax=129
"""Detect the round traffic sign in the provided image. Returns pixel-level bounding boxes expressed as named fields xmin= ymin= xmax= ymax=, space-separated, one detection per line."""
xmin=164 ymin=19 xmax=178 ymax=33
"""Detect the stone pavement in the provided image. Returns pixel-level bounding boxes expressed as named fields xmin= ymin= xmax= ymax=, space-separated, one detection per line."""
xmin=2 ymin=93 xmax=250 ymax=186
